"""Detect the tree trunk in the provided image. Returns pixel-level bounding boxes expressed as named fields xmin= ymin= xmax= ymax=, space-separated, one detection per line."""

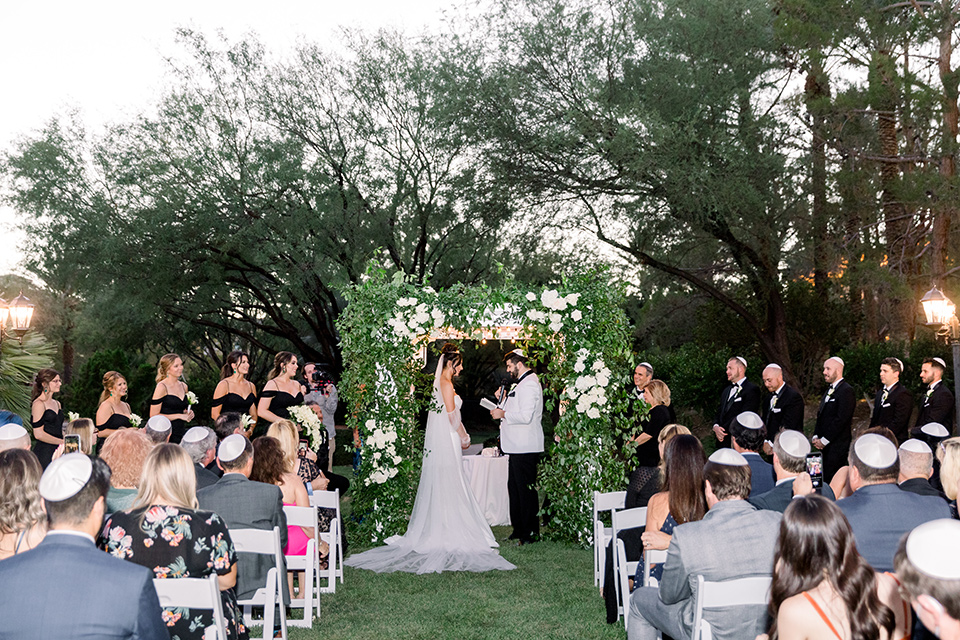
xmin=807 ymin=53 xmax=831 ymax=298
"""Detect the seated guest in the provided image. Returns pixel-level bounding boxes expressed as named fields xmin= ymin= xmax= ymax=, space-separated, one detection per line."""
xmin=63 ymin=417 xmax=98 ymax=454
xmin=0 ymin=449 xmax=46 ymax=559
xmin=626 ymin=449 xmax=781 ymax=640
xmin=829 ymin=426 xmax=899 ymax=500
xmin=635 ymin=434 xmax=707 ymax=585
xmin=0 ymin=423 xmax=31 ymax=452
xmin=829 ymin=433 xmax=951 ymax=572
xmin=250 ymin=436 xmax=324 ymax=601
xmin=729 ymin=411 xmax=775 ymax=496
xmin=267 ymin=418 xmax=349 ymax=496
xmin=918 ymin=422 xmax=951 ymax=492
xmin=762 ymin=495 xmax=908 ymax=640
xmin=0 ymin=454 xmax=167 ymax=639
xmin=626 ymin=380 xmax=673 ymax=509
xmin=895 ymin=519 xmax=960 ymax=640
xmin=100 ymin=444 xmax=247 ymax=640
xmin=898 ymin=439 xmax=944 ymax=499
xmin=182 ymin=426 xmax=220 ymax=490
xmin=143 ymin=414 xmax=172 ymax=444
xmin=99 ymin=428 xmax=154 ymax=515
xmin=0 ymin=409 xmax=23 ymax=426
xmin=939 ymin=437 xmax=960 ymax=515
xmin=197 ymin=434 xmax=289 ymax=605
xmin=751 ymin=430 xmax=836 ymax=513
xmin=214 ymin=411 xmax=244 ymax=441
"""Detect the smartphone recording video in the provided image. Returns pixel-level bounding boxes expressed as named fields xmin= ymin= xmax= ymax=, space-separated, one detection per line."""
xmin=805 ymin=452 xmax=823 ymax=489
xmin=64 ymin=434 xmax=81 ymax=454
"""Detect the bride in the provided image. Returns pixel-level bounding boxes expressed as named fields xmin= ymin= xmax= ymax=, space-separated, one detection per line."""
xmin=344 ymin=344 xmax=515 ymax=574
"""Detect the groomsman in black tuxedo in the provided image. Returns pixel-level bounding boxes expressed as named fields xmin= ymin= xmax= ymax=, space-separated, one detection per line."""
xmin=761 ymin=364 xmax=804 ymax=433
xmin=868 ymin=357 xmax=913 ymax=444
xmin=813 ymin=356 xmax=855 ymax=483
xmin=913 ymin=357 xmax=955 ymax=434
xmin=712 ymin=356 xmax=761 ymax=449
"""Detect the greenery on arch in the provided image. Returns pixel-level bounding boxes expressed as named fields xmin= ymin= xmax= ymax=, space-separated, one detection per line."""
xmin=337 ymin=265 xmax=635 ymax=545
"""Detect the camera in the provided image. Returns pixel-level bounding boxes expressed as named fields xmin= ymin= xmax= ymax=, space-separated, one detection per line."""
xmin=308 ymin=364 xmax=333 ymax=391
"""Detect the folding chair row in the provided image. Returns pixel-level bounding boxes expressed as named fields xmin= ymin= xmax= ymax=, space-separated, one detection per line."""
xmin=153 ymin=574 xmax=227 ymax=640
xmin=592 ymin=490 xmax=626 ymax=587
xmin=230 ymin=526 xmax=288 ymax=640
xmin=309 ymin=489 xmax=343 ymax=592
xmin=610 ymin=505 xmax=647 ymax=628
xmin=282 ymin=505 xmax=321 ymax=627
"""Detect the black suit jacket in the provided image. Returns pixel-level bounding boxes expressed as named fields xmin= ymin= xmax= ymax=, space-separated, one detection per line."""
xmin=869 ymin=382 xmax=913 ymax=443
xmin=899 ymin=477 xmax=947 ymax=500
xmin=749 ymin=478 xmax=837 ymax=513
xmin=763 ymin=384 xmax=804 ymax=433
xmin=195 ymin=462 xmax=220 ymax=490
xmin=914 ymin=382 xmax=955 ymax=432
xmin=715 ymin=379 xmax=762 ymax=442
xmin=198 ymin=473 xmax=288 ymax=602
xmin=0 ymin=533 xmax=168 ymax=640
xmin=815 ymin=380 xmax=855 ymax=444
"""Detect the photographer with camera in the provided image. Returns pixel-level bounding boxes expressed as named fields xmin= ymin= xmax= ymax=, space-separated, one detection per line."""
xmin=303 ymin=363 xmax=339 ymax=473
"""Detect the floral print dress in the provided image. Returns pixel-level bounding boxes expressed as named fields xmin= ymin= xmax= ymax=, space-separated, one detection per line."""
xmin=99 ymin=505 xmax=248 ymax=640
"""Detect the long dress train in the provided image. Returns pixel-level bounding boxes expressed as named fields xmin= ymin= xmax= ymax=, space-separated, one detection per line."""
xmin=344 ymin=393 xmax=515 ymax=574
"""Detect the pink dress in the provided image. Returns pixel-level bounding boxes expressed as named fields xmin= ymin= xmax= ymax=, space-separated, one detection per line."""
xmin=283 ymin=502 xmax=310 ymax=555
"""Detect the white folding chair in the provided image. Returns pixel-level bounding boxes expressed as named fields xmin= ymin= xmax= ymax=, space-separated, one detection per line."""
xmin=692 ymin=575 xmax=772 ymax=640
xmin=610 ymin=506 xmax=647 ymax=628
xmin=642 ymin=548 xmax=668 ymax=587
xmin=230 ymin=526 xmax=288 ymax=640
xmin=153 ymin=574 xmax=227 ymax=640
xmin=282 ymin=505 xmax=320 ymax=626
xmin=593 ymin=490 xmax=627 ymax=586
xmin=309 ymin=489 xmax=343 ymax=592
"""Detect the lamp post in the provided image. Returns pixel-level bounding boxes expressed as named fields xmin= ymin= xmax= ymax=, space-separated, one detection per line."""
xmin=0 ymin=291 xmax=35 ymax=347
xmin=920 ymin=285 xmax=960 ymax=432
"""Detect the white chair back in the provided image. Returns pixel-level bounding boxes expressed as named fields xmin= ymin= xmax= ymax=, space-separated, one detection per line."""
xmin=153 ymin=574 xmax=227 ymax=640
xmin=592 ymin=490 xmax=627 ymax=587
xmin=610 ymin=506 xmax=647 ymax=626
xmin=309 ymin=489 xmax=343 ymax=592
xmin=642 ymin=548 xmax=668 ymax=587
xmin=692 ymin=575 xmax=772 ymax=640
xmin=282 ymin=505 xmax=321 ymax=626
xmin=230 ymin=526 xmax=287 ymax=640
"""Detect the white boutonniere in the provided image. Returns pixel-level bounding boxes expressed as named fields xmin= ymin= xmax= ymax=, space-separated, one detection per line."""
xmin=770 ymin=396 xmax=778 ymax=408
xmin=927 ymin=388 xmax=935 ymax=398
xmin=826 ymin=386 xmax=835 ymax=397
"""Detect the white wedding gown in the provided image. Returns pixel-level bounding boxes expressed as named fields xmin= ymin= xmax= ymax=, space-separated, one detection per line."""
xmin=344 ymin=393 xmax=515 ymax=573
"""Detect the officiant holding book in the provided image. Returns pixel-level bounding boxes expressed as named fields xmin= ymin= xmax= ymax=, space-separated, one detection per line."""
xmin=489 ymin=349 xmax=544 ymax=545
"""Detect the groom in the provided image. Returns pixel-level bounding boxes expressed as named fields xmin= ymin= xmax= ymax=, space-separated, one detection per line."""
xmin=490 ymin=349 xmax=544 ymax=545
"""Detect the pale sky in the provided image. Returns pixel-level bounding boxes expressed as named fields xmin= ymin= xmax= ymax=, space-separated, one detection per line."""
xmin=0 ymin=0 xmax=459 ymax=275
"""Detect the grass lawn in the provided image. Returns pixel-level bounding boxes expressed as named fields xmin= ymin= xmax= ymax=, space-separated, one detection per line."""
xmin=285 ymin=526 xmax=626 ymax=640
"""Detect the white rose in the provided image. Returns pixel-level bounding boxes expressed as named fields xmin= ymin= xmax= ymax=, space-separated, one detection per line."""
xmin=365 ymin=419 xmax=376 ymax=430
xmin=388 ymin=467 xmax=398 ymax=478
xmin=566 ymin=385 xmax=578 ymax=398
xmin=573 ymin=361 xmax=585 ymax=373
xmin=592 ymin=360 xmax=605 ymax=371
xmin=587 ymin=407 xmax=601 ymax=419
xmin=575 ymin=375 xmax=595 ymax=391
xmin=566 ymin=293 xmax=581 ymax=306
xmin=549 ymin=321 xmax=563 ymax=332
xmin=571 ymin=310 xmax=583 ymax=321
xmin=525 ymin=292 xmax=537 ymax=301
xmin=373 ymin=452 xmax=381 ymax=460
xmin=415 ymin=311 xmax=430 ymax=325
xmin=393 ymin=456 xmax=402 ymax=464
xmin=431 ymin=309 xmax=446 ymax=324
xmin=596 ymin=374 xmax=609 ymax=387
xmin=577 ymin=398 xmax=592 ymax=413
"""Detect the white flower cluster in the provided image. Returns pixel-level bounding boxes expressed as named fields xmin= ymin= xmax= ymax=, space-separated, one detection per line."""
xmin=129 ymin=413 xmax=142 ymax=428
xmin=565 ymin=350 xmax=611 ymax=420
xmin=67 ymin=411 xmax=80 ymax=422
xmin=364 ymin=419 xmax=403 ymax=485
xmin=186 ymin=391 xmax=198 ymax=406
xmin=524 ymin=290 xmax=582 ymax=331
xmin=288 ymin=405 xmax=325 ymax=448
xmin=387 ymin=298 xmax=446 ymax=339
xmin=240 ymin=413 xmax=256 ymax=431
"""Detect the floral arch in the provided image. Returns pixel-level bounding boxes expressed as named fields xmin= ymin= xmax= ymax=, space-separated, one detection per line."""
xmin=337 ymin=267 xmax=634 ymax=545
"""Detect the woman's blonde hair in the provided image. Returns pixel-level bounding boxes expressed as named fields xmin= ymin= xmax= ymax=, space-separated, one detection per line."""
xmin=64 ymin=418 xmax=96 ymax=455
xmin=133 ymin=444 xmax=198 ymax=510
xmin=99 ymin=371 xmax=126 ymax=405
xmin=266 ymin=419 xmax=299 ymax=473
xmin=0 ymin=449 xmax=45 ymax=535
xmin=658 ymin=423 xmax=691 ymax=444
xmin=645 ymin=379 xmax=671 ymax=407
xmin=939 ymin=437 xmax=960 ymax=501
xmin=156 ymin=353 xmax=181 ymax=383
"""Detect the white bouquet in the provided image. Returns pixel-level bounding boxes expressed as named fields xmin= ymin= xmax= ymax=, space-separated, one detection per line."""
xmin=240 ymin=413 xmax=256 ymax=431
xmin=129 ymin=413 xmax=142 ymax=427
xmin=66 ymin=411 xmax=80 ymax=422
xmin=185 ymin=391 xmax=198 ymax=406
xmin=288 ymin=405 xmax=325 ymax=449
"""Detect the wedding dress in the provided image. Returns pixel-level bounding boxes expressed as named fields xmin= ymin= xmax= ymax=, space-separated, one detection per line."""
xmin=344 ymin=379 xmax=515 ymax=574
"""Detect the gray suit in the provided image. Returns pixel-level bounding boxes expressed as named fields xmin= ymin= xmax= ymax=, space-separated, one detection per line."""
xmin=0 ymin=533 xmax=168 ymax=640
xmin=198 ymin=473 xmax=289 ymax=602
xmin=836 ymin=483 xmax=951 ymax=572
xmin=627 ymin=500 xmax=781 ymax=640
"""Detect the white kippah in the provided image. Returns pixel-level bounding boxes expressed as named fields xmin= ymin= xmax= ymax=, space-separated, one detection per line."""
xmin=895 ymin=358 xmax=904 ymax=371
xmin=639 ymin=362 xmax=652 ymax=370
xmin=899 ymin=439 xmax=932 ymax=454
xmin=146 ymin=415 xmax=172 ymax=432
xmin=933 ymin=357 xmax=947 ymax=368
xmin=827 ymin=356 xmax=844 ymax=367
xmin=854 ymin=434 xmax=898 ymax=469
xmin=764 ymin=363 xmax=782 ymax=371
xmin=0 ymin=424 xmax=28 ymax=440
xmin=733 ymin=356 xmax=747 ymax=368
xmin=921 ymin=423 xmax=950 ymax=438
xmin=778 ymin=430 xmax=810 ymax=458
xmin=182 ymin=426 xmax=210 ymax=444
xmin=507 ymin=348 xmax=526 ymax=359
xmin=906 ymin=519 xmax=960 ymax=579
xmin=39 ymin=453 xmax=92 ymax=501
xmin=736 ymin=411 xmax=764 ymax=430
xmin=218 ymin=434 xmax=247 ymax=462
xmin=708 ymin=449 xmax=749 ymax=466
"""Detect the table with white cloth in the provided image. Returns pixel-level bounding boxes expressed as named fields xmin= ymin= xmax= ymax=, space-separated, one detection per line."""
xmin=461 ymin=453 xmax=511 ymax=526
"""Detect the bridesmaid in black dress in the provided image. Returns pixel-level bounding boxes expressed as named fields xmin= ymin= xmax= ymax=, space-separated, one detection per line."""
xmin=257 ymin=351 xmax=306 ymax=422
xmin=148 ymin=353 xmax=194 ymax=444
xmin=95 ymin=371 xmax=132 ymax=451
xmin=211 ymin=350 xmax=258 ymax=433
xmin=30 ymin=368 xmax=64 ymax=469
